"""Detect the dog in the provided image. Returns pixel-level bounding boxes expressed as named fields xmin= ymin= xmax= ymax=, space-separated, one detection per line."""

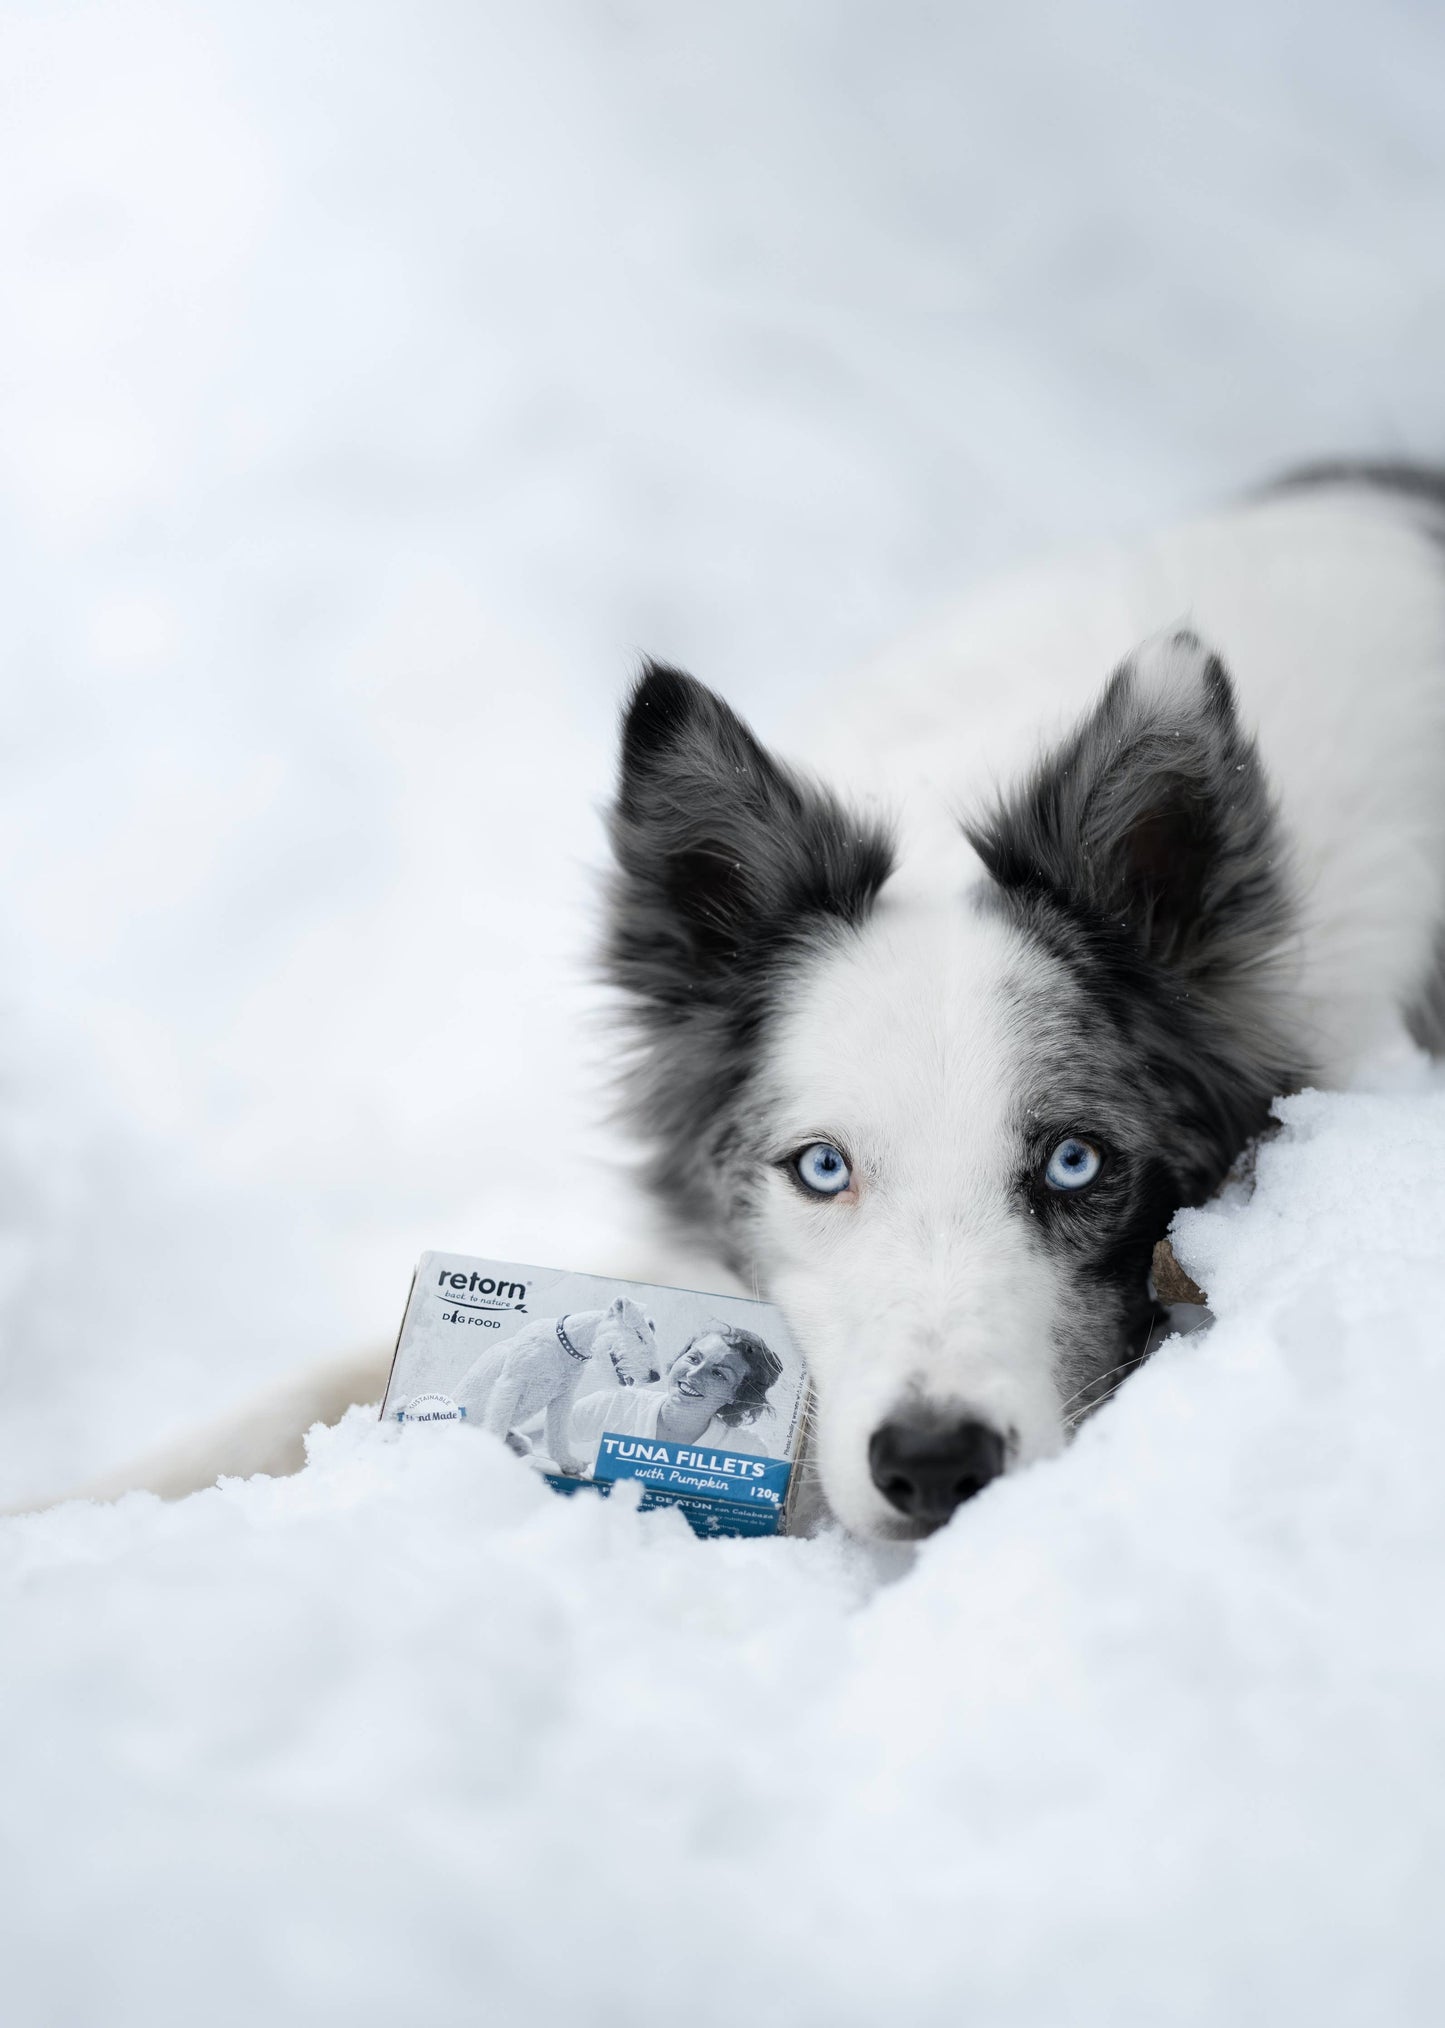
xmin=25 ymin=463 xmax=1445 ymax=1537
xmin=452 ymin=1298 xmax=659 ymax=1476
xmin=604 ymin=464 xmax=1445 ymax=1539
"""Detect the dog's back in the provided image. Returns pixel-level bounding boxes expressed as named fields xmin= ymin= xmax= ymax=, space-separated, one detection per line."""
xmin=811 ymin=473 xmax=1445 ymax=1081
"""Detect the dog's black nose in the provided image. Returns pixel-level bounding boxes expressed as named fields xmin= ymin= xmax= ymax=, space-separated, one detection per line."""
xmin=868 ymin=1416 xmax=1006 ymax=1529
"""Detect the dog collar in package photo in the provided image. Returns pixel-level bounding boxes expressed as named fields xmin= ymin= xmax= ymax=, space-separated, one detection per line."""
xmin=381 ymin=1253 xmax=811 ymax=1537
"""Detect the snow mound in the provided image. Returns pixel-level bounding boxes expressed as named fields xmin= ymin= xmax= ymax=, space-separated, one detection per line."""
xmin=5 ymin=1067 xmax=1445 ymax=2026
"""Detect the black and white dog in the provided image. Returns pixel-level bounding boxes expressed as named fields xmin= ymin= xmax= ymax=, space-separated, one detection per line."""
xmin=602 ymin=465 xmax=1445 ymax=1539
xmin=41 ymin=466 xmax=1445 ymax=1536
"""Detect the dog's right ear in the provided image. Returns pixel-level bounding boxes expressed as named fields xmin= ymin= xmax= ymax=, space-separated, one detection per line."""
xmin=605 ymin=661 xmax=893 ymax=1017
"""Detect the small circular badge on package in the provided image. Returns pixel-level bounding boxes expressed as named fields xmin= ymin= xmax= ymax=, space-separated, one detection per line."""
xmin=395 ymin=1393 xmax=467 ymax=1425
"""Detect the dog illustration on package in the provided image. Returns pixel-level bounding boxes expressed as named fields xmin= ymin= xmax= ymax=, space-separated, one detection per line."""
xmin=454 ymin=1296 xmax=660 ymax=1477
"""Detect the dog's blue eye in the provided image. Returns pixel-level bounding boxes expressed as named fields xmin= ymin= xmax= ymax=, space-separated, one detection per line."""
xmin=1044 ymin=1137 xmax=1102 ymax=1192
xmin=795 ymin=1142 xmax=852 ymax=1197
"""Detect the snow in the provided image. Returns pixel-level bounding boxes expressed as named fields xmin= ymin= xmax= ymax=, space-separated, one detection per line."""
xmin=1 ymin=3 xmax=1444 ymax=2022
xmin=6 ymin=1066 xmax=1445 ymax=2025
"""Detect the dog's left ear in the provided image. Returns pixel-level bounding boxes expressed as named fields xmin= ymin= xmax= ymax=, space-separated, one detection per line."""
xmin=967 ymin=630 xmax=1293 ymax=987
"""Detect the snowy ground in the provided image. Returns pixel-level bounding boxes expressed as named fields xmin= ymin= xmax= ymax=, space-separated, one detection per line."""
xmin=1 ymin=3 xmax=1444 ymax=2023
xmin=7 ymin=1072 xmax=1445 ymax=2025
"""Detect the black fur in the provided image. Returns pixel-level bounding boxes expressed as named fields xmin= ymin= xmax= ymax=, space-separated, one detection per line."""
xmin=605 ymin=662 xmax=894 ymax=1253
xmin=966 ymin=637 xmax=1307 ymax=1384
xmin=606 ymin=644 xmax=1303 ymax=1309
xmin=967 ymin=636 xmax=1290 ymax=1007
xmin=1268 ymin=457 xmax=1445 ymax=524
xmin=1407 ymin=923 xmax=1445 ymax=1057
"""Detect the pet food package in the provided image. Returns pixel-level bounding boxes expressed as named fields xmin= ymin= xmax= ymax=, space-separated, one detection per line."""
xmin=382 ymin=1252 xmax=811 ymax=1538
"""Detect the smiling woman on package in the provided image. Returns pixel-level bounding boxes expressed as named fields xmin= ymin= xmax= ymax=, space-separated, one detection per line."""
xmin=568 ymin=1326 xmax=782 ymax=1450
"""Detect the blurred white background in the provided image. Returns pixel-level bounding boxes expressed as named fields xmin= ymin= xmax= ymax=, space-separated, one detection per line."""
xmin=1 ymin=0 xmax=1442 ymax=1499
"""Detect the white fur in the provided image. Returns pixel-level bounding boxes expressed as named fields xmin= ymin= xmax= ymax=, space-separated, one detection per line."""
xmin=760 ymin=902 xmax=1072 ymax=1537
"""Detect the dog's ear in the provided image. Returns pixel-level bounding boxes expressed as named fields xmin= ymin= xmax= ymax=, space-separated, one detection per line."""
xmin=967 ymin=630 xmax=1292 ymax=985
xmin=606 ymin=661 xmax=893 ymax=1013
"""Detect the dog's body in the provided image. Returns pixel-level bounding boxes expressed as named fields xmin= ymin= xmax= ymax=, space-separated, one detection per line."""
xmin=453 ymin=1299 xmax=659 ymax=1476
xmin=606 ymin=469 xmax=1445 ymax=1538
xmin=29 ymin=465 xmax=1445 ymax=1537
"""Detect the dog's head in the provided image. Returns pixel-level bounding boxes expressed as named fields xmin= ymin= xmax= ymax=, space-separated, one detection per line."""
xmin=604 ymin=633 xmax=1304 ymax=1539
xmin=596 ymin=1295 xmax=661 ymax=1386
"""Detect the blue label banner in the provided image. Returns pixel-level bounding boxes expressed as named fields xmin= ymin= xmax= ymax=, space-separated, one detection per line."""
xmin=592 ymin=1433 xmax=792 ymax=1513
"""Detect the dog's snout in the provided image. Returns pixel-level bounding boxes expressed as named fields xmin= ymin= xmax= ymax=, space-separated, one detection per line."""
xmin=868 ymin=1415 xmax=1006 ymax=1529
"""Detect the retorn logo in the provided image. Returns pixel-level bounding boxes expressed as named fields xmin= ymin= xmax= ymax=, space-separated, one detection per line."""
xmin=435 ymin=1267 xmax=528 ymax=1312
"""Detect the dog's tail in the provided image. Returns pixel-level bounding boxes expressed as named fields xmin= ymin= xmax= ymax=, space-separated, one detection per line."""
xmin=3 ymin=1346 xmax=392 ymax=1515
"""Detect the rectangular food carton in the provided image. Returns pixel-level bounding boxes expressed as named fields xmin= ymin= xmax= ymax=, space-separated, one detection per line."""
xmin=382 ymin=1252 xmax=812 ymax=1537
